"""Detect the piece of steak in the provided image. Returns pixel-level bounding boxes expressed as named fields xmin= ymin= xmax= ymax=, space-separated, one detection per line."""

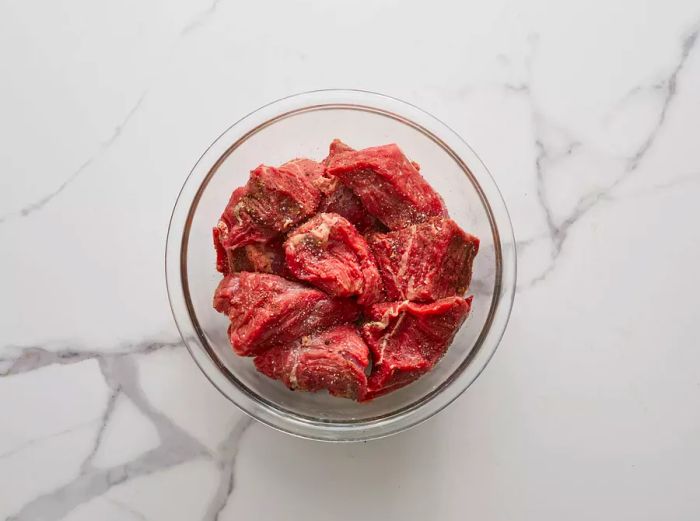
xmin=213 ymin=272 xmax=360 ymax=356
xmin=322 ymin=138 xmax=355 ymax=164
xmin=319 ymin=182 xmax=385 ymax=234
xmin=214 ymin=220 xmax=288 ymax=276
xmin=279 ymin=157 xmax=327 ymax=191
xmin=214 ymin=159 xmax=322 ymax=258
xmin=214 ymin=186 xmax=278 ymax=271
xmin=368 ymin=217 xmax=479 ymax=302
xmin=284 ymin=213 xmax=384 ymax=305
xmin=254 ymin=325 xmax=369 ymax=400
xmin=318 ymin=140 xmax=384 ymax=233
xmin=325 ymin=143 xmax=447 ymax=230
xmin=227 ymin=237 xmax=287 ymax=276
xmin=361 ymin=296 xmax=472 ymax=399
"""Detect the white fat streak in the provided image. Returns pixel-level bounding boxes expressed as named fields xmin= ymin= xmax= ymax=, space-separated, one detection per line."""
xmin=308 ymin=220 xmax=333 ymax=244
xmin=232 ymin=201 xmax=245 ymax=225
xmin=396 ymin=225 xmax=417 ymax=297
xmin=287 ymin=339 xmax=307 ymax=388
xmin=378 ymin=311 xmax=406 ymax=365
xmin=288 ymin=217 xmax=335 ymax=248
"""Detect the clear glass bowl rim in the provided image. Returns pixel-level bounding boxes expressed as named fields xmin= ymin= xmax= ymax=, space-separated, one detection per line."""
xmin=165 ymin=89 xmax=517 ymax=442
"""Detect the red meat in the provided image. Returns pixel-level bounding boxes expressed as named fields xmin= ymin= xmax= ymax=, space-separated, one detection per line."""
xmin=361 ymin=296 xmax=472 ymax=399
xmin=279 ymin=158 xmax=327 ymax=191
xmin=213 ymin=225 xmax=229 ymax=274
xmin=254 ymin=325 xmax=370 ymax=400
xmin=213 ymin=272 xmax=360 ymax=356
xmin=319 ymin=140 xmax=384 ymax=233
xmin=323 ymin=138 xmax=355 ymax=164
xmin=284 ymin=213 xmax=384 ymax=305
xmin=211 ymin=139 xmax=481 ymax=401
xmin=215 ymin=159 xmax=322 ymax=258
xmin=319 ymin=182 xmax=385 ymax=234
xmin=215 ymin=186 xmax=277 ymax=265
xmin=325 ymin=143 xmax=447 ymax=230
xmin=214 ymin=228 xmax=287 ymax=276
xmin=368 ymin=217 xmax=479 ymax=302
xmin=227 ymin=237 xmax=287 ymax=276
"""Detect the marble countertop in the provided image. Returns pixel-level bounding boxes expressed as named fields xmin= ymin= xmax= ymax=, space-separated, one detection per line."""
xmin=2 ymin=1 xmax=700 ymax=519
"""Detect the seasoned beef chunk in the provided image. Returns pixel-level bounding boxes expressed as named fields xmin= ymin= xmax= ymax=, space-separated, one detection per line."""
xmin=214 ymin=228 xmax=287 ymax=276
xmin=361 ymin=296 xmax=471 ymax=399
xmin=368 ymin=217 xmax=479 ymax=302
xmin=214 ymin=159 xmax=323 ymax=262
xmin=215 ymin=186 xmax=278 ymax=268
xmin=323 ymin=138 xmax=355 ymax=164
xmin=325 ymin=143 xmax=447 ymax=230
xmin=227 ymin=237 xmax=287 ymax=276
xmin=254 ymin=325 xmax=370 ymax=400
xmin=319 ymin=140 xmax=384 ymax=233
xmin=284 ymin=213 xmax=384 ymax=305
xmin=318 ymin=182 xmax=385 ymax=234
xmin=279 ymin=158 xmax=327 ymax=191
xmin=213 ymin=273 xmax=360 ymax=356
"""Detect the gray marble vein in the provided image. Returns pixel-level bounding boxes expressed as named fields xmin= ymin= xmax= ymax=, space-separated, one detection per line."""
xmin=79 ymin=387 xmax=121 ymax=474
xmin=0 ymin=90 xmax=148 ymax=225
xmin=626 ymin=27 xmax=698 ymax=172
xmin=5 ymin=348 xmax=209 ymax=521
xmin=615 ymin=170 xmax=700 ymax=199
xmin=181 ymin=0 xmax=225 ymax=35
xmin=519 ymin=22 xmax=699 ymax=291
xmin=0 ymin=339 xmax=182 ymax=377
xmin=106 ymin=498 xmax=150 ymax=521
xmin=0 ymin=418 xmax=100 ymax=461
xmin=202 ymin=417 xmax=254 ymax=521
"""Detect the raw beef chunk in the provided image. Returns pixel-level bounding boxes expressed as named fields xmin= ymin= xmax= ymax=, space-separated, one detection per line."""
xmin=368 ymin=217 xmax=479 ymax=302
xmin=215 ymin=186 xmax=278 ymax=267
xmin=319 ymin=140 xmax=384 ymax=233
xmin=322 ymin=138 xmax=355 ymax=163
xmin=214 ymin=227 xmax=286 ymax=276
xmin=214 ymin=159 xmax=322 ymax=257
xmin=361 ymin=296 xmax=472 ymax=399
xmin=325 ymin=143 xmax=447 ymax=230
xmin=213 ymin=272 xmax=360 ymax=356
xmin=318 ymin=182 xmax=385 ymax=233
xmin=279 ymin=158 xmax=327 ymax=191
xmin=227 ymin=238 xmax=287 ymax=276
xmin=254 ymin=325 xmax=370 ymax=400
xmin=284 ymin=213 xmax=384 ymax=305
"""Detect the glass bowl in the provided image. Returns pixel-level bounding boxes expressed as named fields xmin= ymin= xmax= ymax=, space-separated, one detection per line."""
xmin=166 ymin=89 xmax=516 ymax=441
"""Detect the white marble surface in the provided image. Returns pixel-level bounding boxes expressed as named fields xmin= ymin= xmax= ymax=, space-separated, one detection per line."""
xmin=1 ymin=0 xmax=700 ymax=519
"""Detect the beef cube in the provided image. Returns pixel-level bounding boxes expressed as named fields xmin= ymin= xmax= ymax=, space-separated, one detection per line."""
xmin=325 ymin=143 xmax=447 ymax=230
xmin=215 ymin=186 xmax=278 ymax=268
xmin=319 ymin=182 xmax=385 ymax=234
xmin=279 ymin=158 xmax=327 ymax=191
xmin=284 ymin=213 xmax=384 ymax=305
xmin=213 ymin=273 xmax=360 ymax=356
xmin=214 ymin=220 xmax=287 ymax=276
xmin=237 ymin=161 xmax=322 ymax=233
xmin=318 ymin=140 xmax=384 ymax=233
xmin=254 ymin=325 xmax=370 ymax=400
xmin=322 ymin=138 xmax=355 ymax=164
xmin=361 ymin=296 xmax=472 ymax=399
xmin=368 ymin=217 xmax=479 ymax=302
xmin=227 ymin=237 xmax=287 ymax=276
xmin=214 ymin=159 xmax=322 ymax=257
